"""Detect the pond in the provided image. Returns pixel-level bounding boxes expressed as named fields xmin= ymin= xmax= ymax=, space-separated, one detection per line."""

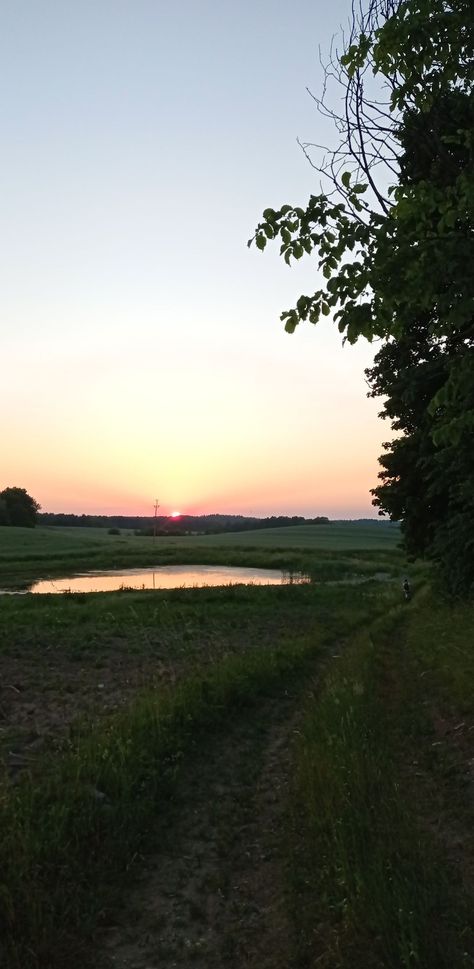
xmin=2 ymin=565 xmax=310 ymax=595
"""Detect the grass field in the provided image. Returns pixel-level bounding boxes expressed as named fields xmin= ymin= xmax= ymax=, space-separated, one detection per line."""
xmin=0 ymin=521 xmax=402 ymax=554
xmin=0 ymin=522 xmax=402 ymax=588
xmin=0 ymin=572 xmax=395 ymax=968
xmin=1 ymin=524 xmax=471 ymax=968
xmin=289 ymin=593 xmax=474 ymax=968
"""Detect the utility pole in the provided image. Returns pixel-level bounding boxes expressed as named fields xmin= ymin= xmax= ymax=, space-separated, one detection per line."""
xmin=153 ymin=498 xmax=160 ymax=544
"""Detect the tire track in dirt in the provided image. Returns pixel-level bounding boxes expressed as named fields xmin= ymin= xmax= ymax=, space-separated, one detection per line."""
xmin=99 ymin=682 xmax=314 ymax=969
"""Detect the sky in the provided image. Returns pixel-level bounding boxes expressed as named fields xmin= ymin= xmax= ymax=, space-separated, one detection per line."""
xmin=1 ymin=0 xmax=389 ymax=519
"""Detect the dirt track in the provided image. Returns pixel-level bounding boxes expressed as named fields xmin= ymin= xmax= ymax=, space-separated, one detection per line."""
xmin=100 ymin=685 xmax=311 ymax=968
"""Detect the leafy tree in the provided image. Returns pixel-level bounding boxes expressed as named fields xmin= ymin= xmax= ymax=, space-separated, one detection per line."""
xmin=0 ymin=487 xmax=41 ymax=528
xmin=251 ymin=0 xmax=474 ymax=594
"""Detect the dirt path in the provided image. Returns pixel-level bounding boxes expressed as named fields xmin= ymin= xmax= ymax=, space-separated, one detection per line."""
xmin=99 ymin=683 xmax=312 ymax=969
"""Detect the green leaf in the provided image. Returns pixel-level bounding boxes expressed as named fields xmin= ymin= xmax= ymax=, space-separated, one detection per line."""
xmin=341 ymin=171 xmax=352 ymax=189
xmin=256 ymin=234 xmax=266 ymax=251
xmin=346 ymin=322 xmax=359 ymax=344
xmin=309 ymin=303 xmax=321 ymax=323
xmin=297 ymin=295 xmax=308 ymax=314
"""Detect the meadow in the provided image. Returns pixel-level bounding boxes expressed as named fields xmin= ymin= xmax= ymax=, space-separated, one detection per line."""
xmin=0 ymin=521 xmax=402 ymax=589
xmin=1 ymin=524 xmax=472 ymax=968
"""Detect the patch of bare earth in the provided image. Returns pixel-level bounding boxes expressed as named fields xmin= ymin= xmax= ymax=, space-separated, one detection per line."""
xmin=99 ymin=688 xmax=309 ymax=969
xmin=0 ymin=648 xmax=177 ymax=777
xmin=0 ymin=610 xmax=316 ymax=778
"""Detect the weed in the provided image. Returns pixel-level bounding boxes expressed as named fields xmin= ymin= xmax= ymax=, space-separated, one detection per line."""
xmin=0 ymin=635 xmax=319 ymax=968
xmin=288 ymin=599 xmax=474 ymax=968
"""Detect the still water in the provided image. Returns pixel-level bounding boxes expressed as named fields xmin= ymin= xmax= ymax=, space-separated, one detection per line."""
xmin=8 ymin=565 xmax=309 ymax=595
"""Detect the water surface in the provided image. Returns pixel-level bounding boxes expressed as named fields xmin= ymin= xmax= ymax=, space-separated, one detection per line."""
xmin=6 ymin=565 xmax=309 ymax=595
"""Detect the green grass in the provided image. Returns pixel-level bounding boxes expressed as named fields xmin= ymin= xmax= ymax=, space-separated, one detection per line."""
xmin=170 ymin=522 xmax=401 ymax=550
xmin=402 ymin=593 xmax=474 ymax=715
xmin=0 ymin=522 xmax=401 ymax=555
xmin=0 ymin=523 xmax=403 ymax=589
xmin=4 ymin=521 xmax=469 ymax=968
xmin=0 ymin=580 xmax=397 ymax=654
xmin=288 ymin=594 xmax=474 ymax=967
xmin=0 ymin=632 xmax=322 ymax=968
xmin=0 ymin=578 xmax=395 ymax=969
xmin=0 ymin=581 xmax=396 ymax=774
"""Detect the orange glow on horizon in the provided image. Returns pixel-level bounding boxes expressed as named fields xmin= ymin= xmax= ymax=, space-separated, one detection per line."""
xmin=2 ymin=324 xmax=387 ymax=520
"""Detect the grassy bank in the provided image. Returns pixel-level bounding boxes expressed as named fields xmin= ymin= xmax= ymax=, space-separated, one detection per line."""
xmin=0 ymin=580 xmax=395 ymax=658
xmin=0 ymin=523 xmax=403 ymax=588
xmin=289 ymin=593 xmax=474 ymax=967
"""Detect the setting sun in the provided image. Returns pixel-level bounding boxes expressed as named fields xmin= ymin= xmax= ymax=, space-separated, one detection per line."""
xmin=170 ymin=511 xmax=181 ymax=518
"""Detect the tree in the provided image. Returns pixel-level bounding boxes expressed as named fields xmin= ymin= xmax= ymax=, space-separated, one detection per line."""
xmin=251 ymin=0 xmax=474 ymax=594
xmin=0 ymin=487 xmax=41 ymax=528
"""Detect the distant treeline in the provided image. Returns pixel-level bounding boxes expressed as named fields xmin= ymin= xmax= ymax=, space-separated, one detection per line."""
xmin=39 ymin=513 xmax=331 ymax=535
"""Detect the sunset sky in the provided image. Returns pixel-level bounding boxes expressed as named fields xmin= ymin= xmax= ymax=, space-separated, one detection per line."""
xmin=1 ymin=0 xmax=388 ymax=519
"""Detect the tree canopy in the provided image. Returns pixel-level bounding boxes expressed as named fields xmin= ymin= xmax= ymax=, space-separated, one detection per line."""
xmin=0 ymin=487 xmax=41 ymax=528
xmin=251 ymin=0 xmax=474 ymax=595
